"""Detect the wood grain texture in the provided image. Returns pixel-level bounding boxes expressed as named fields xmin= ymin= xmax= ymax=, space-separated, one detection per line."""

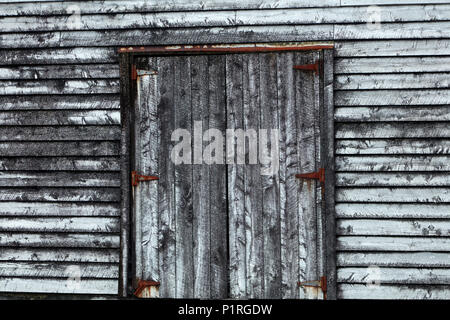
xmin=337 ymin=172 xmax=450 ymax=187
xmin=0 ymin=95 xmax=120 ymax=111
xmin=336 ymin=203 xmax=450 ymax=219
xmin=338 ymin=284 xmax=450 ymax=300
xmin=0 ymin=277 xmax=118 ymax=295
xmin=3 ymin=5 xmax=450 ymax=33
xmin=0 ymin=110 xmax=120 ymax=125
xmin=341 ymin=0 xmax=449 ymax=5
xmin=0 ymin=26 xmax=333 ymax=49
xmin=133 ymin=55 xmax=230 ymax=299
xmin=0 ymin=217 xmax=120 ymax=233
xmin=0 ymin=202 xmax=119 ymax=217
xmin=295 ymin=51 xmax=321 ymax=300
xmin=0 ymin=248 xmax=119 ymax=263
xmin=140 ymin=57 xmax=160 ymax=285
xmin=0 ymin=0 xmax=341 ymax=17
xmin=0 ymin=64 xmax=118 ymax=80
xmin=335 ymin=106 xmax=450 ymax=122
xmin=0 ymin=21 xmax=446 ymax=48
xmin=226 ymin=54 xmax=247 ymax=299
xmin=336 ymin=73 xmax=450 ymax=90
xmin=156 ymin=57 xmax=176 ymax=298
xmin=337 ymin=219 xmax=450 ymax=236
xmin=3 ymin=0 xmax=450 ymax=299
xmin=0 ymin=80 xmax=119 ymax=95
xmin=336 ymin=155 xmax=450 ymax=172
xmin=0 ymin=157 xmax=120 ymax=171
xmin=0 ymin=233 xmax=120 ymax=248
xmin=0 ymin=187 xmax=120 ymax=202
xmin=322 ymin=49 xmax=337 ymax=300
xmin=173 ymin=56 xmax=194 ymax=298
xmin=0 ymin=262 xmax=118 ymax=278
xmin=336 ymin=57 xmax=450 ymax=74
xmin=260 ymin=52 xmax=281 ymax=299
xmin=207 ymin=55 xmax=228 ymax=299
xmin=336 ymin=187 xmax=450 ymax=203
xmin=336 ymin=90 xmax=450 ymax=106
xmin=337 ymin=122 xmax=450 ymax=139
xmin=336 ymin=139 xmax=450 ymax=155
xmin=335 ymin=40 xmax=450 ymax=57
xmin=335 ymin=22 xmax=450 ymax=40
xmin=0 ymin=126 xmax=120 ymax=141
xmin=338 ymin=267 xmax=450 ymax=285
xmin=337 ymin=252 xmax=450 ymax=267
xmin=0 ymin=48 xmax=117 ymax=65
xmin=338 ymin=236 xmax=450 ymax=251
xmin=224 ymin=51 xmax=325 ymax=299
xmin=0 ymin=142 xmax=119 ymax=157
xmin=243 ymin=53 xmax=264 ymax=298
xmin=118 ymin=52 xmax=131 ymax=297
xmin=132 ymin=56 xmax=158 ymax=285
xmin=277 ymin=52 xmax=300 ymax=299
xmin=192 ymin=55 xmax=211 ymax=299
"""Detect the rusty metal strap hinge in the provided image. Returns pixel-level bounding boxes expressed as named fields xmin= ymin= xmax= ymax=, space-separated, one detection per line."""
xmin=131 ymin=170 xmax=159 ymax=186
xmin=131 ymin=66 xmax=158 ymax=80
xmin=293 ymin=60 xmax=320 ymax=75
xmin=298 ymin=276 xmax=327 ymax=299
xmin=134 ymin=280 xmax=160 ymax=297
xmin=295 ymin=168 xmax=325 ymax=184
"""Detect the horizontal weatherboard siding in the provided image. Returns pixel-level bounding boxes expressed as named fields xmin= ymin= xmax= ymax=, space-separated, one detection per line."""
xmin=0 ymin=248 xmax=119 ymax=263
xmin=0 ymin=0 xmax=449 ymax=299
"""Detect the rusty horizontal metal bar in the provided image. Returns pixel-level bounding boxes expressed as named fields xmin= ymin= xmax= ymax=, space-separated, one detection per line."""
xmin=131 ymin=170 xmax=159 ymax=186
xmin=295 ymin=168 xmax=325 ymax=183
xmin=119 ymin=42 xmax=334 ymax=54
xmin=294 ymin=60 xmax=320 ymax=74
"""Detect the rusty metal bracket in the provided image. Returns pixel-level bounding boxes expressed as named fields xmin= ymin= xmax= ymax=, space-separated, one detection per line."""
xmin=134 ymin=280 xmax=160 ymax=298
xmin=295 ymin=168 xmax=325 ymax=184
xmin=131 ymin=66 xmax=158 ymax=80
xmin=298 ymin=276 xmax=327 ymax=299
xmin=131 ymin=170 xmax=159 ymax=186
xmin=131 ymin=65 xmax=137 ymax=80
xmin=293 ymin=60 xmax=320 ymax=75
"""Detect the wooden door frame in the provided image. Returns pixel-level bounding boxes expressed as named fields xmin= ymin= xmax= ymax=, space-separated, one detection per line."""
xmin=118 ymin=43 xmax=336 ymax=299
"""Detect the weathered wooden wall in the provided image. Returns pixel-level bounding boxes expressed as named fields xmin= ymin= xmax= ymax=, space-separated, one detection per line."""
xmin=0 ymin=0 xmax=449 ymax=298
xmin=132 ymin=52 xmax=327 ymax=299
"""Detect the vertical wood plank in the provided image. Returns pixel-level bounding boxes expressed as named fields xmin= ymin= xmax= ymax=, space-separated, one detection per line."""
xmin=208 ymin=55 xmax=228 ymax=298
xmin=313 ymin=50 xmax=325 ymax=300
xmin=226 ymin=54 xmax=247 ymax=298
xmin=191 ymin=55 xmax=211 ymax=298
xmin=322 ymin=49 xmax=337 ymax=300
xmin=277 ymin=52 xmax=300 ymax=299
xmin=174 ymin=56 xmax=194 ymax=298
xmin=295 ymin=51 xmax=319 ymax=299
xmin=157 ymin=57 xmax=176 ymax=298
xmin=259 ymin=52 xmax=281 ymax=298
xmin=133 ymin=58 xmax=144 ymax=284
xmin=139 ymin=57 xmax=160 ymax=283
xmin=119 ymin=52 xmax=131 ymax=297
xmin=243 ymin=53 xmax=264 ymax=298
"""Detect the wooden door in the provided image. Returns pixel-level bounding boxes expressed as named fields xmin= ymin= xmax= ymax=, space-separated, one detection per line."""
xmin=132 ymin=55 xmax=228 ymax=299
xmin=131 ymin=50 xmax=330 ymax=299
xmin=226 ymin=52 xmax=324 ymax=299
